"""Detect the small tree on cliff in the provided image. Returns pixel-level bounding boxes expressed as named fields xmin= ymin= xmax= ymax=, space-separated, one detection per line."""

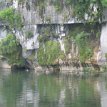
xmin=0 ymin=7 xmax=23 ymax=32
xmin=0 ymin=7 xmax=25 ymax=67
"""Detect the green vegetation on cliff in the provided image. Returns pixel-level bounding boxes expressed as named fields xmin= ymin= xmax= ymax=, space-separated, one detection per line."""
xmin=0 ymin=0 xmax=103 ymax=67
xmin=0 ymin=34 xmax=25 ymax=66
xmin=75 ymin=31 xmax=93 ymax=62
xmin=0 ymin=7 xmax=23 ymax=30
xmin=64 ymin=24 xmax=100 ymax=62
xmin=37 ymin=40 xmax=64 ymax=65
xmin=53 ymin=0 xmax=107 ymax=22
xmin=0 ymin=7 xmax=25 ymax=67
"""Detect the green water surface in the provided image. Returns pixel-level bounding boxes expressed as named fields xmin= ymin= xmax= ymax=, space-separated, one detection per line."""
xmin=0 ymin=69 xmax=107 ymax=107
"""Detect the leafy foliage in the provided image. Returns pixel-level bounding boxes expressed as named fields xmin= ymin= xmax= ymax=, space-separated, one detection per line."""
xmin=65 ymin=0 xmax=104 ymax=22
xmin=0 ymin=34 xmax=25 ymax=66
xmin=0 ymin=7 xmax=23 ymax=30
xmin=37 ymin=40 xmax=64 ymax=65
xmin=75 ymin=31 xmax=93 ymax=62
xmin=0 ymin=7 xmax=24 ymax=67
xmin=70 ymin=0 xmax=102 ymax=22
xmin=101 ymin=0 xmax=107 ymax=7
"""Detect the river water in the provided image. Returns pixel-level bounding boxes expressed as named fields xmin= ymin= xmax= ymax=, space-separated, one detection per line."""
xmin=0 ymin=69 xmax=107 ymax=107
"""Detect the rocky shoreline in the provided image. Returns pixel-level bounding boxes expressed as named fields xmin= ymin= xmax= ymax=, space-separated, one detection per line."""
xmin=34 ymin=62 xmax=105 ymax=75
xmin=0 ymin=58 xmax=106 ymax=76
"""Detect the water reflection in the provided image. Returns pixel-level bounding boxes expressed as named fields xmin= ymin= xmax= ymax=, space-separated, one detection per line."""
xmin=100 ymin=73 xmax=107 ymax=107
xmin=0 ymin=69 xmax=107 ymax=107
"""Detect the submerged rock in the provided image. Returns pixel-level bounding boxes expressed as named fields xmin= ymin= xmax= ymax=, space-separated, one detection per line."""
xmin=35 ymin=66 xmax=43 ymax=72
xmin=0 ymin=59 xmax=11 ymax=69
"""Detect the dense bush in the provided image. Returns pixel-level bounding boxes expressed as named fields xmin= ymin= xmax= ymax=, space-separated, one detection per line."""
xmin=0 ymin=34 xmax=25 ymax=66
xmin=75 ymin=31 xmax=93 ymax=62
xmin=37 ymin=40 xmax=64 ymax=65
xmin=0 ymin=7 xmax=23 ymax=30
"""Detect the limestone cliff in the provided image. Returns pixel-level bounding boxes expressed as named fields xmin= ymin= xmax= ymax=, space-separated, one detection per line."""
xmin=0 ymin=0 xmax=105 ymax=70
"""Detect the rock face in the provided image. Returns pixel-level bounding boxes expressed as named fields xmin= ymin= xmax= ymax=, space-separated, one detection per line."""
xmin=11 ymin=0 xmax=72 ymax=60
xmin=100 ymin=8 xmax=107 ymax=64
xmin=100 ymin=23 xmax=107 ymax=63
xmin=15 ymin=25 xmax=39 ymax=58
xmin=11 ymin=0 xmax=76 ymax=60
xmin=13 ymin=0 xmax=76 ymax=24
xmin=0 ymin=0 xmax=105 ymax=70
